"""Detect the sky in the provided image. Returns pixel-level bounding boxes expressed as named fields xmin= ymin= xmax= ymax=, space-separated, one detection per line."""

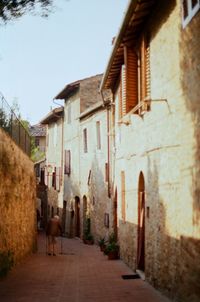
xmin=0 ymin=0 xmax=129 ymax=125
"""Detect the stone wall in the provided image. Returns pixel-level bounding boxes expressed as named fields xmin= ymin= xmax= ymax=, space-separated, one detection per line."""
xmin=0 ymin=129 xmax=36 ymax=271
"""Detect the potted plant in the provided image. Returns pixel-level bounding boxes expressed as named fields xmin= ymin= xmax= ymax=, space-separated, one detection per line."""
xmin=83 ymin=218 xmax=94 ymax=245
xmin=104 ymin=233 xmax=119 ymax=260
xmin=98 ymin=236 xmax=107 ymax=252
xmin=105 ymin=241 xmax=119 ymax=260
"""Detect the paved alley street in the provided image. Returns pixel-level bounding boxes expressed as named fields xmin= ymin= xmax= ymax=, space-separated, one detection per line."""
xmin=0 ymin=233 xmax=170 ymax=302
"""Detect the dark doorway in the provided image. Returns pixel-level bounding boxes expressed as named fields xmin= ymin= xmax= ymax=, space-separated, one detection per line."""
xmin=137 ymin=172 xmax=145 ymax=271
xmin=75 ymin=196 xmax=80 ymax=237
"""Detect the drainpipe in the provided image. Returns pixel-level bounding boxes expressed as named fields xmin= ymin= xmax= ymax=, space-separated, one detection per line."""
xmin=106 ymin=105 xmax=111 ymax=199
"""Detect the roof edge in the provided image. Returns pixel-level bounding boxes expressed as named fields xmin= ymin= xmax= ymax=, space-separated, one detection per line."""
xmin=100 ymin=0 xmax=137 ymax=92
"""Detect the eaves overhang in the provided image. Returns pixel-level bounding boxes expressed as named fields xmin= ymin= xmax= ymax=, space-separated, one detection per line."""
xmin=40 ymin=107 xmax=64 ymax=125
xmin=100 ymin=0 xmax=156 ymax=92
xmin=79 ymin=101 xmax=104 ymax=120
xmin=54 ymin=81 xmax=80 ymax=100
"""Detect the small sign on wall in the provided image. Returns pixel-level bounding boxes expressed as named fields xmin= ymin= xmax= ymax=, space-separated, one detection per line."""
xmin=104 ymin=213 xmax=109 ymax=228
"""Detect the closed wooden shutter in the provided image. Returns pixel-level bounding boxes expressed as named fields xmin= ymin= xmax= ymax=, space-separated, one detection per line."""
xmin=125 ymin=46 xmax=138 ymax=113
xmin=140 ymin=35 xmax=150 ymax=100
xmin=121 ymin=171 xmax=126 ymax=221
xmin=145 ymin=43 xmax=151 ymax=99
xmin=140 ymin=37 xmax=146 ymax=101
xmin=121 ymin=64 xmax=126 ymax=116
xmin=118 ymin=75 xmax=122 ymax=119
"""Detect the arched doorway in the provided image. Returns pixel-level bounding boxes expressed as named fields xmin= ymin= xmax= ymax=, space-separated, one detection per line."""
xmin=137 ymin=172 xmax=145 ymax=271
xmin=75 ymin=196 xmax=80 ymax=237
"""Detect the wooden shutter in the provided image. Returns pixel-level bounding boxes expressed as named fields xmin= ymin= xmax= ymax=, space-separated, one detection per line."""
xmin=140 ymin=35 xmax=150 ymax=101
xmin=145 ymin=42 xmax=151 ymax=99
xmin=125 ymin=46 xmax=138 ymax=113
xmin=118 ymin=75 xmax=122 ymax=119
xmin=121 ymin=65 xmax=126 ymax=116
xmin=121 ymin=171 xmax=126 ymax=221
xmin=64 ymin=150 xmax=71 ymax=175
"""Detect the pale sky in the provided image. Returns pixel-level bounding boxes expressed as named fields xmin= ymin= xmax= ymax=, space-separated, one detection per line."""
xmin=0 ymin=0 xmax=129 ymax=125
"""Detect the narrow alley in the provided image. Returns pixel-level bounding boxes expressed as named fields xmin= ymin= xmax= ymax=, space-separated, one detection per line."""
xmin=0 ymin=233 xmax=170 ymax=302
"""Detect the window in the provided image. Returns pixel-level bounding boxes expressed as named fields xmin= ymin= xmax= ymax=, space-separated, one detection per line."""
xmin=96 ymin=121 xmax=101 ymax=149
xmin=105 ymin=163 xmax=109 ymax=182
xmin=54 ymin=123 xmax=57 ymax=147
xmin=118 ymin=36 xmax=150 ymax=120
xmin=119 ymin=47 xmax=138 ymax=119
xmin=182 ymin=0 xmax=200 ymax=28
xmin=104 ymin=213 xmax=109 ymax=228
xmin=121 ymin=171 xmax=126 ymax=222
xmin=64 ymin=150 xmax=71 ymax=175
xmin=52 ymin=171 xmax=56 ymax=188
xmin=67 ymin=104 xmax=71 ymax=124
xmin=83 ymin=128 xmax=88 ymax=153
xmin=35 ymin=137 xmax=40 ymax=146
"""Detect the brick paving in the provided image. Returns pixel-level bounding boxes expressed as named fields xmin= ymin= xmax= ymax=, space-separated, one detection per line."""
xmin=0 ymin=233 xmax=171 ymax=302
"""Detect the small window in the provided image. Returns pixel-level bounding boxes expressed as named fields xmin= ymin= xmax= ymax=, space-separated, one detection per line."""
xmin=35 ymin=137 xmax=40 ymax=146
xmin=67 ymin=104 xmax=71 ymax=124
xmin=182 ymin=0 xmax=200 ymax=28
xmin=105 ymin=163 xmax=109 ymax=182
xmin=64 ymin=150 xmax=71 ymax=175
xmin=52 ymin=171 xmax=56 ymax=188
xmin=121 ymin=171 xmax=126 ymax=222
xmin=104 ymin=213 xmax=109 ymax=228
xmin=83 ymin=128 xmax=88 ymax=153
xmin=96 ymin=121 xmax=101 ymax=149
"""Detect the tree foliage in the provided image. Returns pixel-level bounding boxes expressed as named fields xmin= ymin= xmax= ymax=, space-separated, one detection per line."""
xmin=0 ymin=0 xmax=54 ymax=22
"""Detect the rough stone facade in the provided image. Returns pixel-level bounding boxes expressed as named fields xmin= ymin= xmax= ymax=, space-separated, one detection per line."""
xmin=0 ymin=129 xmax=36 ymax=267
xmin=80 ymin=104 xmax=112 ymax=242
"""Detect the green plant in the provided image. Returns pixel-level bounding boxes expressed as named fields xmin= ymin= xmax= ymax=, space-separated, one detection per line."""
xmin=108 ymin=232 xmax=117 ymax=244
xmin=105 ymin=241 xmax=119 ymax=254
xmin=83 ymin=218 xmax=94 ymax=244
xmin=0 ymin=250 xmax=14 ymax=278
xmin=98 ymin=236 xmax=107 ymax=247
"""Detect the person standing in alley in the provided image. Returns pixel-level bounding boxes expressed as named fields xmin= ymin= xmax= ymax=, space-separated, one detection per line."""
xmin=46 ymin=215 xmax=62 ymax=256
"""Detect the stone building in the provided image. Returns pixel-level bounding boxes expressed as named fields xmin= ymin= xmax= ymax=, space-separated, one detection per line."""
xmin=100 ymin=0 xmax=200 ymax=301
xmin=79 ymin=100 xmax=112 ymax=242
xmin=40 ymin=107 xmax=64 ymax=228
xmin=54 ymin=74 xmax=108 ymax=239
